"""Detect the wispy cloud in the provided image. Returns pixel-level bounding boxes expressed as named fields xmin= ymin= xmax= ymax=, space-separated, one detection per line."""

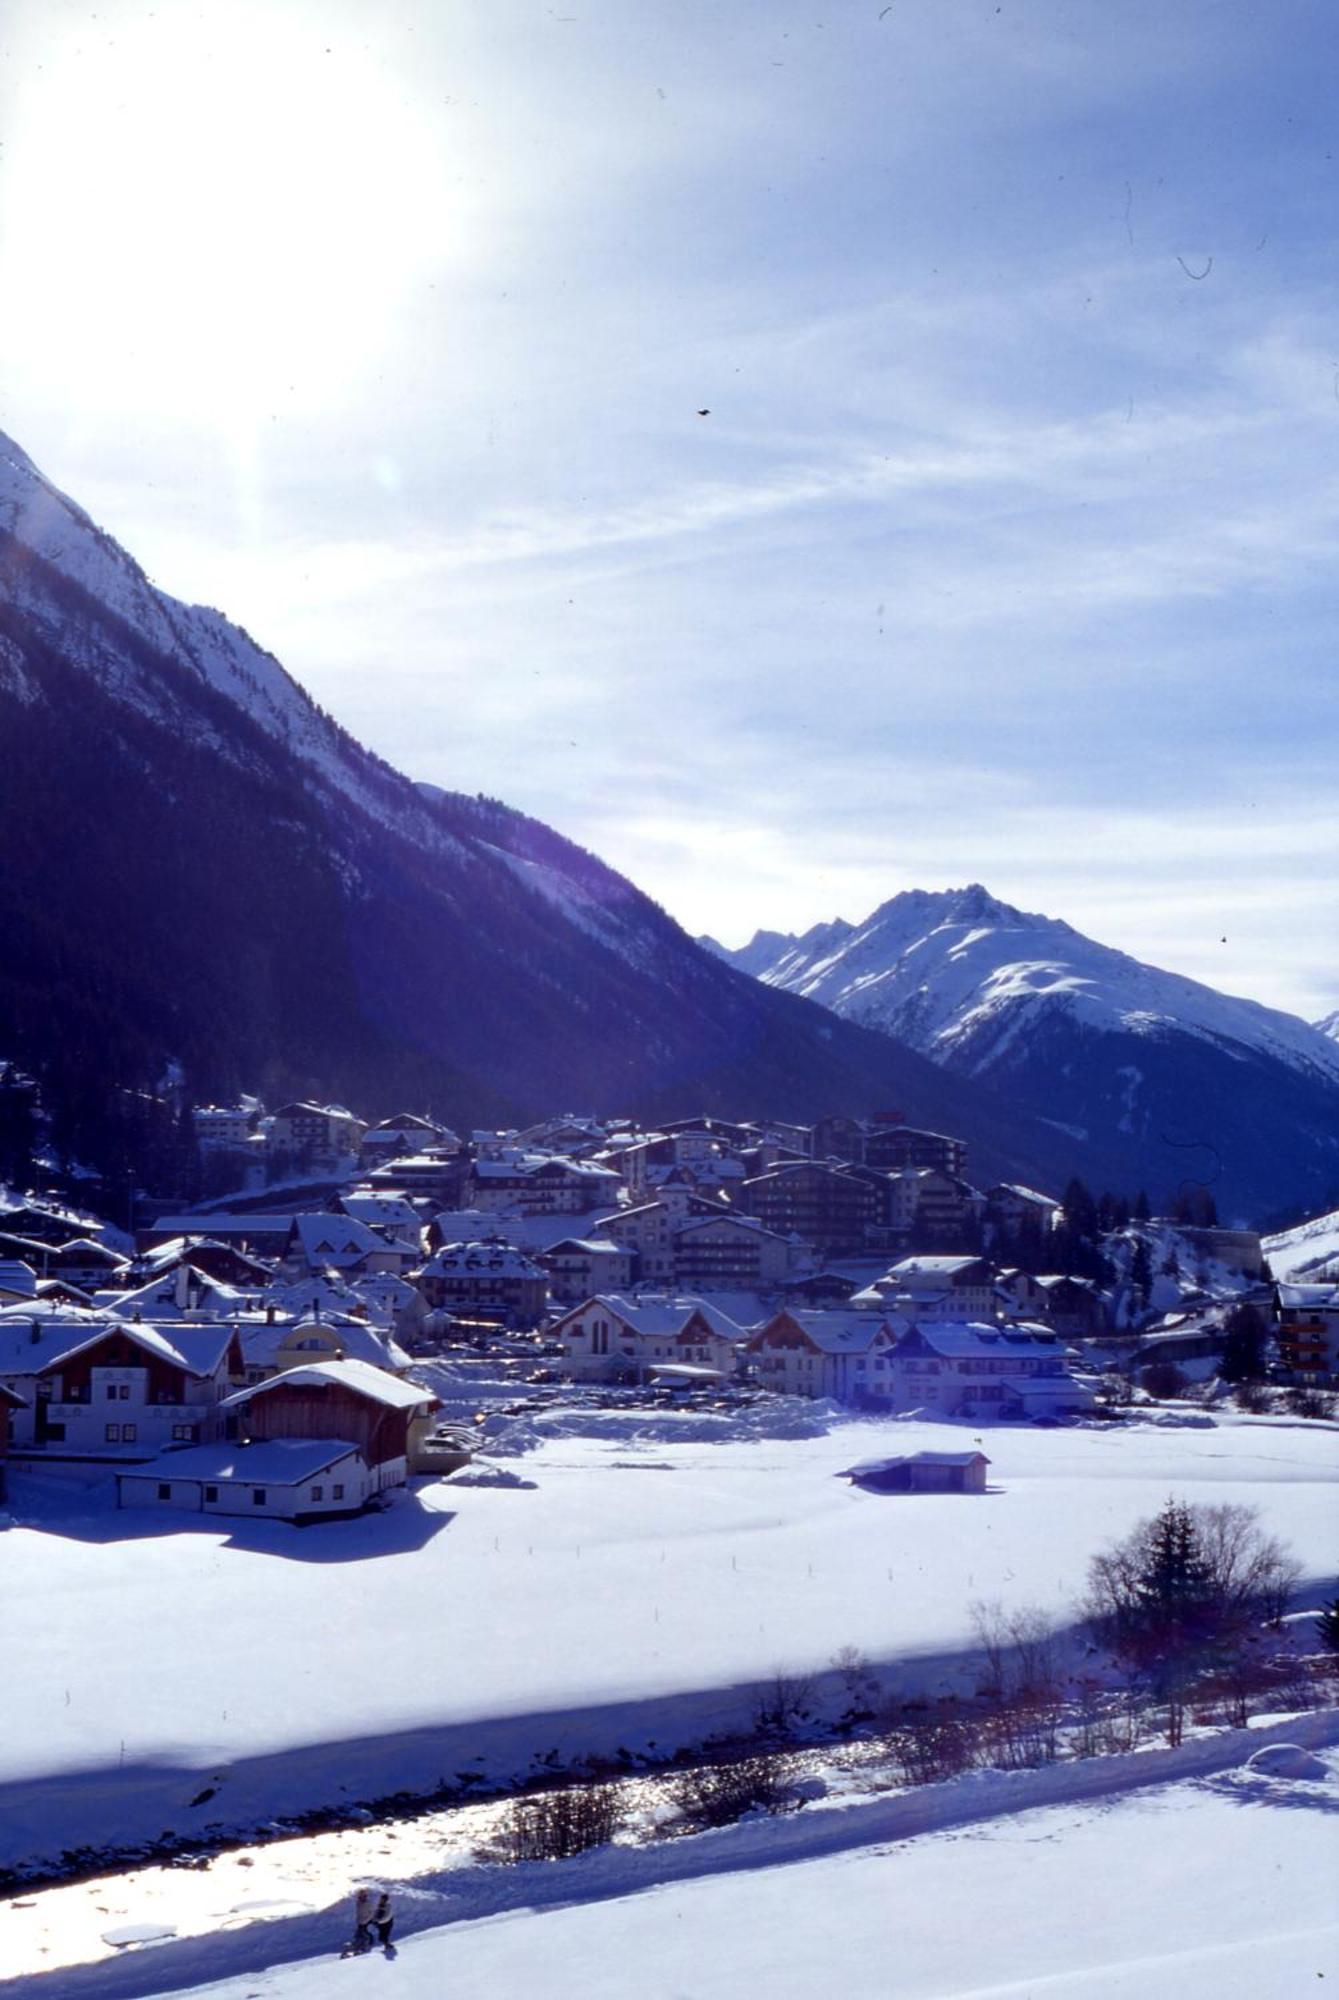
xmin=3 ymin=0 xmax=1335 ymax=1016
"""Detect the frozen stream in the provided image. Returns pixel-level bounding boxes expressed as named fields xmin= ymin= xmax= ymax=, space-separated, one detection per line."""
xmin=1 ymin=1790 xmax=505 ymax=1982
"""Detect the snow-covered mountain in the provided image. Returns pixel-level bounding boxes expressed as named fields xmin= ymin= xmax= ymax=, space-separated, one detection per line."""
xmin=705 ymin=886 xmax=1339 ymax=1222
xmin=0 ymin=431 xmax=1074 ymax=1190
xmin=707 ymin=885 xmax=1339 ymax=1088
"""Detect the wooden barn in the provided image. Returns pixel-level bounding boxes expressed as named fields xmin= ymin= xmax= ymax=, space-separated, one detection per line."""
xmin=220 ymin=1357 xmax=436 ymax=1495
xmin=837 ymin=1449 xmax=990 ymax=1495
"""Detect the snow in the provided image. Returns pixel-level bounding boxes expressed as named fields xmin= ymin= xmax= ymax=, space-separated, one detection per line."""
xmin=725 ymin=884 xmax=1339 ymax=1089
xmin=1264 ymin=1205 xmax=1339 ymax=1280
xmin=0 ymin=430 xmax=471 ymax=858
xmin=0 ymin=1412 xmax=1334 ymax=1876
xmin=481 ymin=842 xmax=661 ymax=972
xmin=10 ymin=1725 xmax=1337 ymax=1999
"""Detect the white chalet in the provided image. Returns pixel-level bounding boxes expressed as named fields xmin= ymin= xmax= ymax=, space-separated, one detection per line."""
xmin=0 ymin=1311 xmax=240 ymax=1460
xmin=555 ymin=1295 xmax=749 ymax=1383
xmin=886 ymin=1322 xmax=1094 ymax=1418
xmin=744 ymin=1309 xmax=903 ymax=1402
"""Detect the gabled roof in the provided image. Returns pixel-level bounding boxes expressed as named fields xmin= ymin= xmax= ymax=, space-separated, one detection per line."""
xmin=553 ymin=1294 xmax=747 ymax=1341
xmin=749 ymin=1308 xmax=901 ymax=1354
xmin=0 ymin=1311 xmax=234 ymax=1379
xmin=221 ymin=1356 xmax=434 ymax=1411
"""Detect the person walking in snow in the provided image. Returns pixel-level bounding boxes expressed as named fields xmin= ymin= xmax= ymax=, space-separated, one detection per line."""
xmin=372 ymin=1889 xmax=395 ymax=1950
xmin=345 ymin=1887 xmax=374 ymax=1955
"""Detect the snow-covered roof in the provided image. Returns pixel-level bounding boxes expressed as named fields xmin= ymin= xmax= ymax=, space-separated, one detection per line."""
xmin=118 ymin=1439 xmax=363 ymax=1484
xmin=887 ymin=1255 xmax=988 ymax=1282
xmin=559 ymin=1294 xmax=748 ymax=1341
xmin=751 ymin=1308 xmax=901 ymax=1354
xmin=839 ymin=1451 xmax=989 ymax=1477
xmin=0 ymin=1260 xmax=37 ymax=1297
xmin=338 ymin=1194 xmax=423 ymax=1230
xmin=902 ymin=1322 xmax=1061 ymax=1359
xmin=239 ymin=1317 xmax=405 ymax=1372
xmin=291 ymin=1213 xmax=389 ymax=1264
xmin=422 ymin=1241 xmax=546 ymax=1279
xmin=51 ymin=1236 xmax=127 ymax=1263
xmin=151 ymin=1214 xmax=297 ymax=1239
xmin=541 ymin=1237 xmax=628 ymax=1257
xmin=222 ymin=1357 xmax=434 ymax=1411
xmin=1276 ymin=1280 xmax=1339 ymax=1306
xmin=0 ymin=1312 xmax=234 ymax=1378
xmin=990 ymin=1183 xmax=1060 ymax=1208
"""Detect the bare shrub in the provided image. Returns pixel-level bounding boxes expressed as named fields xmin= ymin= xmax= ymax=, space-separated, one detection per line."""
xmin=830 ymin=1644 xmax=880 ymax=1729
xmin=977 ymin=1695 xmax=1063 ymax=1770
xmin=670 ymin=1754 xmax=792 ymax=1829
xmin=971 ymin=1600 xmax=1061 ymax=1704
xmin=752 ymin=1670 xmax=818 ymax=1740
xmin=1287 ymin=1386 xmax=1335 ymax=1420
xmin=883 ymin=1709 xmax=980 ymax=1785
xmin=1233 ymin=1379 xmax=1272 ymax=1415
xmin=1071 ymin=1680 xmax=1149 ymax=1758
xmin=486 ymin=1782 xmax=623 ymax=1863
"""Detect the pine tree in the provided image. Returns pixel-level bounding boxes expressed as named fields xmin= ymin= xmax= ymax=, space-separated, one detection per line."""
xmin=1133 ymin=1500 xmax=1214 ymax=1630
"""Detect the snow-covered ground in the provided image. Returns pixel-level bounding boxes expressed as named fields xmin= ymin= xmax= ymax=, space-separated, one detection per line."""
xmin=9 ymin=1725 xmax=1336 ymax=2000
xmin=1265 ymin=1205 xmax=1339 ymax=1281
xmin=2 ymin=1410 xmax=1335 ymax=1875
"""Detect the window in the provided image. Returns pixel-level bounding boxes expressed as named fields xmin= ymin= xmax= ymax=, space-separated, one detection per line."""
xmin=251 ymin=1488 xmax=268 ymax=1506
xmin=121 ymin=1424 xmax=136 ymax=1442
xmin=157 ymin=1483 xmax=171 ymax=1500
xmin=172 ymin=1424 xmax=196 ymax=1442
xmin=332 ymin=1483 xmax=345 ymax=1500
xmin=204 ymin=1485 xmax=219 ymax=1502
xmin=310 ymin=1485 xmax=325 ymax=1501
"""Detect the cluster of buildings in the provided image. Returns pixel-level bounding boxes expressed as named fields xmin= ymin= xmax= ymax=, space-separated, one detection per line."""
xmin=0 ymin=1103 xmax=1290 ymax=1522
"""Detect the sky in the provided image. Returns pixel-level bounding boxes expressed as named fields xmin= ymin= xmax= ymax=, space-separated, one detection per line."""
xmin=1 ymin=0 xmax=1335 ymax=1020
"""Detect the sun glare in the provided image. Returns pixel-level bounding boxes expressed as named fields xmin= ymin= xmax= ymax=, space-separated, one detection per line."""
xmin=0 ymin=8 xmax=461 ymax=426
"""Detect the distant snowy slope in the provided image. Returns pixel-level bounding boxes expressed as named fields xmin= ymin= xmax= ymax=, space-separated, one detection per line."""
xmin=711 ymin=886 xmax=1339 ymax=1220
xmin=717 ymin=885 xmax=1339 ymax=1088
xmin=1263 ymin=1205 xmax=1339 ymax=1281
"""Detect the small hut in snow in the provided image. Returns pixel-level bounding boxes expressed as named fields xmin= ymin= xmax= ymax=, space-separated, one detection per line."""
xmin=836 ymin=1450 xmax=989 ymax=1495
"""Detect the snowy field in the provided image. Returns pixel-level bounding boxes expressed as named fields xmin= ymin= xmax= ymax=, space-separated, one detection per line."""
xmin=13 ymin=1733 xmax=1337 ymax=2000
xmin=3 ymin=1409 xmax=1336 ymax=1872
